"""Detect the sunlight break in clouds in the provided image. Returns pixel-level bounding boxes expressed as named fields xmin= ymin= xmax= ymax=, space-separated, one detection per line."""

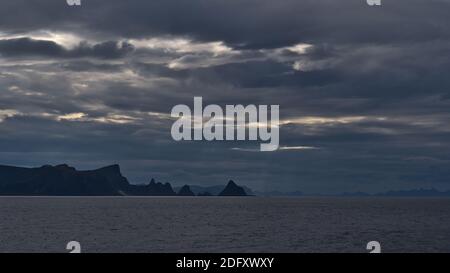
xmin=280 ymin=116 xmax=387 ymax=126
xmin=231 ymin=146 xmax=319 ymax=152
xmin=0 ymin=109 xmax=21 ymax=122
xmin=0 ymin=31 xmax=84 ymax=49
xmin=130 ymin=37 xmax=235 ymax=56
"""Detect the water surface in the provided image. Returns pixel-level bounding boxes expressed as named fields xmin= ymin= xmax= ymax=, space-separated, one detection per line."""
xmin=0 ymin=197 xmax=449 ymax=253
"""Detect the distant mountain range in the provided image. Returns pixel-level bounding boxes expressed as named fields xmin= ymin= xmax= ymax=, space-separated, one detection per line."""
xmin=1 ymin=163 xmax=448 ymax=197
xmin=0 ymin=164 xmax=248 ymax=196
xmin=254 ymin=190 xmax=304 ymax=197
xmin=256 ymin=189 xmax=450 ymax=197
xmin=341 ymin=189 xmax=450 ymax=197
xmin=174 ymin=184 xmax=254 ymax=196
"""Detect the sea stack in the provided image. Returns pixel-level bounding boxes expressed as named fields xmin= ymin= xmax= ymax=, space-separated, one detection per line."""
xmin=218 ymin=180 xmax=247 ymax=196
xmin=145 ymin=179 xmax=176 ymax=196
xmin=178 ymin=185 xmax=195 ymax=196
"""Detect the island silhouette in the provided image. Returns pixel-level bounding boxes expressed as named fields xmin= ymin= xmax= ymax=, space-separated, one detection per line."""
xmin=1 ymin=163 xmax=448 ymax=197
xmin=0 ymin=164 xmax=248 ymax=196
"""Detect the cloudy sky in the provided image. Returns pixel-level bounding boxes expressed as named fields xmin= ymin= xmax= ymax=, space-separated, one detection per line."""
xmin=0 ymin=0 xmax=449 ymax=193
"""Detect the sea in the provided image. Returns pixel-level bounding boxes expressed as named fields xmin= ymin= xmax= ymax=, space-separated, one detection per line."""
xmin=0 ymin=197 xmax=449 ymax=253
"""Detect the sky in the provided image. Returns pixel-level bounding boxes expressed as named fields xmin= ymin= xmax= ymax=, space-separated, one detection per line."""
xmin=0 ymin=0 xmax=450 ymax=193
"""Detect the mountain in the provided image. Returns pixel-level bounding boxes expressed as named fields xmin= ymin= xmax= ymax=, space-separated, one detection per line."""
xmin=0 ymin=164 xmax=179 ymax=196
xmin=0 ymin=163 xmax=253 ymax=197
xmin=0 ymin=164 xmax=129 ymax=196
xmin=253 ymin=188 xmax=450 ymax=197
xmin=332 ymin=189 xmax=450 ymax=197
xmin=174 ymin=184 xmax=254 ymax=196
xmin=375 ymin=188 xmax=450 ymax=197
xmin=254 ymin=190 xmax=304 ymax=197
xmin=177 ymin=185 xmax=195 ymax=196
xmin=339 ymin=188 xmax=450 ymax=197
xmin=218 ymin=180 xmax=247 ymax=196
xmin=141 ymin=178 xmax=176 ymax=196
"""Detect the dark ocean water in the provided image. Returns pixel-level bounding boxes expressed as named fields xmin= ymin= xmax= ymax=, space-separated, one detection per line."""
xmin=0 ymin=197 xmax=449 ymax=253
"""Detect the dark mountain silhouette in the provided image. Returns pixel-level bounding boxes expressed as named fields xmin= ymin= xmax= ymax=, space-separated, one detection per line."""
xmin=335 ymin=188 xmax=450 ymax=197
xmin=0 ymin=164 xmax=177 ymax=196
xmin=254 ymin=188 xmax=450 ymax=197
xmin=375 ymin=188 xmax=450 ymax=197
xmin=177 ymin=185 xmax=195 ymax=196
xmin=219 ymin=180 xmax=247 ymax=196
xmin=254 ymin=190 xmax=304 ymax=197
xmin=0 ymin=164 xmax=129 ymax=196
xmin=174 ymin=184 xmax=254 ymax=196
xmin=137 ymin=178 xmax=176 ymax=196
xmin=0 ymin=163 xmax=253 ymax=196
xmin=302 ymin=189 xmax=450 ymax=197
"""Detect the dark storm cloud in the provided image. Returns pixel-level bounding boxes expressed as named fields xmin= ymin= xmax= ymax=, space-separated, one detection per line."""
xmin=1 ymin=0 xmax=450 ymax=49
xmin=182 ymin=61 xmax=342 ymax=88
xmin=57 ymin=61 xmax=124 ymax=72
xmin=0 ymin=38 xmax=134 ymax=59
xmin=0 ymin=0 xmax=450 ymax=193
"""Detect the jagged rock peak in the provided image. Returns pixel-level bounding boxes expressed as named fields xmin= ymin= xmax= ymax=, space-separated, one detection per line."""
xmin=219 ymin=180 xmax=247 ymax=196
xmin=178 ymin=185 xmax=195 ymax=196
